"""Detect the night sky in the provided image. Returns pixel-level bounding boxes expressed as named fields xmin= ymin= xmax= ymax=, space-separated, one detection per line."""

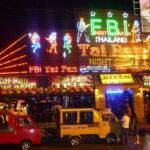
xmin=0 ymin=0 xmax=133 ymax=11
xmin=0 ymin=0 xmax=134 ymax=47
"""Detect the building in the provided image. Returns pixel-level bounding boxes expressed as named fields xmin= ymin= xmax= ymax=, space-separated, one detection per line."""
xmin=0 ymin=8 xmax=150 ymax=125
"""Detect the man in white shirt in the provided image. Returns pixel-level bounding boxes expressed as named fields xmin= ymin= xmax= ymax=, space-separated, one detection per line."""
xmin=120 ymin=112 xmax=130 ymax=145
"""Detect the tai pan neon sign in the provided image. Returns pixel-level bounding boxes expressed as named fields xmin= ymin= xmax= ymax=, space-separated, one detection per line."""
xmin=100 ymin=74 xmax=134 ymax=84
xmin=76 ymin=10 xmax=141 ymax=44
xmin=0 ymin=77 xmax=37 ymax=89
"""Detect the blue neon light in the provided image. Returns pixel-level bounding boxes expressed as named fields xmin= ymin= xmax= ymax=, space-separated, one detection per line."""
xmin=106 ymin=91 xmax=123 ymax=94
xmin=28 ymin=32 xmax=41 ymax=54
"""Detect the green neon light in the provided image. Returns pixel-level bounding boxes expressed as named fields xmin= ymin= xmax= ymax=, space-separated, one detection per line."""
xmin=123 ymin=20 xmax=128 ymax=36
xmin=90 ymin=18 xmax=102 ymax=35
xmin=107 ymin=19 xmax=119 ymax=36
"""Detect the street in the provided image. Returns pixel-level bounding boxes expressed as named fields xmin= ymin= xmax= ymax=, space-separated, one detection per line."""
xmin=0 ymin=136 xmax=144 ymax=150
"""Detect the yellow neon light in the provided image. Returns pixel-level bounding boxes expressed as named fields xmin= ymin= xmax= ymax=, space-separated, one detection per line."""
xmin=100 ymin=74 xmax=134 ymax=84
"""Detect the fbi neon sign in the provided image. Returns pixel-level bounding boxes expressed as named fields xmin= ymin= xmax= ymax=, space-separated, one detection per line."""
xmin=76 ymin=10 xmax=141 ymax=43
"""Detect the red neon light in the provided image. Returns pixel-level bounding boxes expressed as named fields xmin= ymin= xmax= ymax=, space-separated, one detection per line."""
xmin=0 ymin=34 xmax=26 ymax=57
xmin=0 ymin=45 xmax=26 ymax=61
xmin=0 ymin=62 xmax=28 ymax=70
xmin=0 ymin=55 xmax=26 ymax=66
xmin=44 ymin=66 xmax=58 ymax=73
xmin=29 ymin=66 xmax=42 ymax=73
xmin=0 ymin=71 xmax=28 ymax=75
xmin=61 ymin=65 xmax=78 ymax=73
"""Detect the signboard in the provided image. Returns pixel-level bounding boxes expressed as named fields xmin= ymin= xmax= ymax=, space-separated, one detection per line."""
xmin=140 ymin=0 xmax=150 ymax=32
xmin=0 ymin=31 xmax=78 ymax=75
xmin=76 ymin=10 xmax=142 ymax=44
xmin=49 ymin=75 xmax=94 ymax=87
xmin=100 ymin=74 xmax=134 ymax=84
xmin=0 ymin=77 xmax=37 ymax=89
xmin=0 ymin=9 xmax=149 ymax=76
xmin=142 ymin=75 xmax=150 ymax=86
xmin=75 ymin=10 xmax=148 ymax=74
xmin=61 ymin=125 xmax=88 ymax=130
xmin=78 ymin=43 xmax=150 ymax=73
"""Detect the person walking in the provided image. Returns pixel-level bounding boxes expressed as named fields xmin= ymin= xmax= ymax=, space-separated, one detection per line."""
xmin=120 ymin=112 xmax=130 ymax=145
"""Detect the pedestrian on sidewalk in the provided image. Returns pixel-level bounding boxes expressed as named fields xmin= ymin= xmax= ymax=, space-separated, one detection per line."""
xmin=120 ymin=112 xmax=130 ymax=145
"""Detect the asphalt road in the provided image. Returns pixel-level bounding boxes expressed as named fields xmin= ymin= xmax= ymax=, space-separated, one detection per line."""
xmin=0 ymin=136 xmax=144 ymax=150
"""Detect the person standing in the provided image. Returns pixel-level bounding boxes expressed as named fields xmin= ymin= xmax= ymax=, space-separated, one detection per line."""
xmin=120 ymin=112 xmax=130 ymax=145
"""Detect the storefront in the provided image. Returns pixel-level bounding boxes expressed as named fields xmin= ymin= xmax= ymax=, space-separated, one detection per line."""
xmin=0 ymin=75 xmax=95 ymax=122
xmin=141 ymin=74 xmax=150 ymax=124
xmin=94 ymin=73 xmax=144 ymax=124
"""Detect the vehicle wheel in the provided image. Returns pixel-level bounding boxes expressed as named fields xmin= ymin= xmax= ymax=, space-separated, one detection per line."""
xmin=21 ymin=140 xmax=32 ymax=150
xmin=106 ymin=134 xmax=117 ymax=144
xmin=69 ymin=136 xmax=80 ymax=147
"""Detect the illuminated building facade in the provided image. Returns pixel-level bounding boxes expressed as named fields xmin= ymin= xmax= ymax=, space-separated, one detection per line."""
xmin=0 ymin=9 xmax=150 ymax=124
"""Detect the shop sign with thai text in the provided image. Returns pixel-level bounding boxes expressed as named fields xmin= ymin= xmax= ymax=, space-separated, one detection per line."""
xmin=100 ymin=74 xmax=134 ymax=84
xmin=49 ymin=75 xmax=93 ymax=88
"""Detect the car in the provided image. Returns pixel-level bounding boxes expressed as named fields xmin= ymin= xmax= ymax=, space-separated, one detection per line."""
xmin=0 ymin=110 xmax=41 ymax=150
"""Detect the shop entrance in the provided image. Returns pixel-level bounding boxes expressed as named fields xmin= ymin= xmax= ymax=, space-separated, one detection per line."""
xmin=105 ymin=89 xmax=134 ymax=119
xmin=143 ymin=91 xmax=150 ymax=124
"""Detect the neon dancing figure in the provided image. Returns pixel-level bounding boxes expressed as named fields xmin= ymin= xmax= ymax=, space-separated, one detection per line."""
xmin=45 ymin=32 xmax=57 ymax=54
xmin=28 ymin=32 xmax=41 ymax=54
xmin=131 ymin=20 xmax=141 ymax=43
xmin=77 ymin=17 xmax=90 ymax=43
xmin=63 ymin=33 xmax=72 ymax=54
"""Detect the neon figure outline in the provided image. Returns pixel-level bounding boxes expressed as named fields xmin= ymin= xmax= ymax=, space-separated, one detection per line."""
xmin=131 ymin=20 xmax=141 ymax=43
xmin=28 ymin=32 xmax=41 ymax=54
xmin=45 ymin=32 xmax=58 ymax=54
xmin=63 ymin=33 xmax=72 ymax=54
xmin=77 ymin=17 xmax=91 ymax=43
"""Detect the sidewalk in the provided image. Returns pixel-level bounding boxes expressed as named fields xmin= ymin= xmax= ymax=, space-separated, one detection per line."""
xmin=126 ymin=135 xmax=144 ymax=150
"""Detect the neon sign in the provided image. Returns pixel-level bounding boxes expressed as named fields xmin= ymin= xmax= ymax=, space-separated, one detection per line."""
xmin=50 ymin=75 xmax=93 ymax=88
xmin=77 ymin=43 xmax=150 ymax=72
xmin=100 ymin=74 xmax=134 ymax=84
xmin=63 ymin=33 xmax=72 ymax=58
xmin=79 ymin=65 xmax=111 ymax=73
xmin=45 ymin=32 xmax=58 ymax=54
xmin=29 ymin=65 xmax=78 ymax=74
xmin=28 ymin=32 xmax=41 ymax=54
xmin=0 ymin=77 xmax=37 ymax=89
xmin=76 ymin=10 xmax=141 ymax=44
xmin=61 ymin=65 xmax=78 ymax=73
xmin=77 ymin=17 xmax=91 ymax=43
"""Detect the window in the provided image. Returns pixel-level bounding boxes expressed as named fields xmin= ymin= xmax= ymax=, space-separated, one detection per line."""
xmin=63 ymin=112 xmax=77 ymax=124
xmin=80 ymin=111 xmax=93 ymax=124
xmin=18 ymin=117 xmax=33 ymax=126
xmin=102 ymin=114 xmax=116 ymax=122
xmin=0 ymin=114 xmax=8 ymax=128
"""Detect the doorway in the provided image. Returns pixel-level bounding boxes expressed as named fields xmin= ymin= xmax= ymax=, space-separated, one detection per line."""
xmin=105 ymin=89 xmax=134 ymax=119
